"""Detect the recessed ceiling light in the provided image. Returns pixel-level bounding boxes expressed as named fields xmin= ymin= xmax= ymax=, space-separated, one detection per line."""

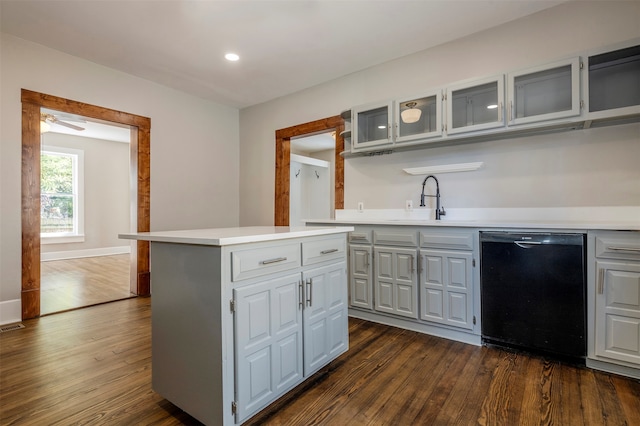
xmin=225 ymin=53 xmax=240 ymax=62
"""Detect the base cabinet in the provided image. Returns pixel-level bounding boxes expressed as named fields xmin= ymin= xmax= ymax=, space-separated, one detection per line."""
xmin=374 ymin=246 xmax=418 ymax=318
xmin=234 ymin=274 xmax=303 ymax=422
xmin=150 ymin=233 xmax=349 ymax=426
xmin=341 ymin=224 xmax=480 ymax=344
xmin=589 ymin=230 xmax=640 ymax=378
xmin=420 ymin=249 xmax=474 ymax=329
xmin=349 ymin=244 xmax=373 ymax=309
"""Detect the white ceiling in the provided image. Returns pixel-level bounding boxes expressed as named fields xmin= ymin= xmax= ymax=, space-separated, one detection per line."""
xmin=42 ymin=108 xmax=131 ymax=143
xmin=0 ymin=0 xmax=567 ymax=109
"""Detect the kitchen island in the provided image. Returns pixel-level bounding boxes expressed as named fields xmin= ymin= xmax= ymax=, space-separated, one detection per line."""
xmin=119 ymin=226 xmax=353 ymax=426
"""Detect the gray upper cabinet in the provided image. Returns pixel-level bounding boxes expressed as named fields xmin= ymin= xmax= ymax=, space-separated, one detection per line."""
xmin=394 ymin=91 xmax=443 ymax=144
xmin=446 ymin=74 xmax=505 ymax=135
xmin=351 ymin=101 xmax=393 ymax=151
xmin=586 ymin=42 xmax=640 ymax=121
xmin=507 ymin=57 xmax=582 ymax=126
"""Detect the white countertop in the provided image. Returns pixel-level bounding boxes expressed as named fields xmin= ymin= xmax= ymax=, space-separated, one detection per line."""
xmin=305 ymin=207 xmax=640 ymax=231
xmin=119 ymin=226 xmax=354 ymax=246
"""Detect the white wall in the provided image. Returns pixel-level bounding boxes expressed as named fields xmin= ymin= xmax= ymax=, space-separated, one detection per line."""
xmin=0 ymin=34 xmax=239 ymax=318
xmin=239 ymin=1 xmax=640 ymax=225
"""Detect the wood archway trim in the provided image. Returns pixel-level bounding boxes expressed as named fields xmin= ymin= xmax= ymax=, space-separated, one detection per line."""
xmin=275 ymin=116 xmax=344 ymax=226
xmin=21 ymin=89 xmax=151 ymax=320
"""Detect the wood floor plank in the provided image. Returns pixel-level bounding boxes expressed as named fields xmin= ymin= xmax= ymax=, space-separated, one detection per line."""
xmin=40 ymin=254 xmax=133 ymax=315
xmin=2 ymin=298 xmax=640 ymax=426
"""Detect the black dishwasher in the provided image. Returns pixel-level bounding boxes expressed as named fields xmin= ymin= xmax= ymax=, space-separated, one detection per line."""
xmin=480 ymin=232 xmax=586 ymax=362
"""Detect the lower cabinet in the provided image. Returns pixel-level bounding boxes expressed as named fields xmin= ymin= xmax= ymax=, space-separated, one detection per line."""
xmin=343 ymin=225 xmax=479 ymax=342
xmin=594 ymin=261 xmax=640 ymax=365
xmin=233 ymin=260 xmax=347 ymax=424
xmin=420 ymin=249 xmax=474 ymax=330
xmin=374 ymin=246 xmax=418 ymax=319
xmin=234 ymin=274 xmax=303 ymax=422
xmin=149 ymin=233 xmax=349 ymax=426
xmin=349 ymin=244 xmax=373 ymax=309
xmin=588 ymin=230 xmax=640 ymax=378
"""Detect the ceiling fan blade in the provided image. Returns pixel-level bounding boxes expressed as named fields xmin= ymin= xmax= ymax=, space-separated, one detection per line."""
xmin=53 ymin=119 xmax=85 ymax=131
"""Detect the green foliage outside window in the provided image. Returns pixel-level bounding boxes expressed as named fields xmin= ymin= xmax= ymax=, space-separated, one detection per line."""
xmin=41 ymin=152 xmax=74 ymax=233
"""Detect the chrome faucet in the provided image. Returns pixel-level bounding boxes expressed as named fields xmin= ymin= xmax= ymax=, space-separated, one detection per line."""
xmin=420 ymin=175 xmax=446 ymax=220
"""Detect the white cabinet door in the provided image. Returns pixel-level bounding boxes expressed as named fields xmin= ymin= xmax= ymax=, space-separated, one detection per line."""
xmin=507 ymin=57 xmax=581 ymax=126
xmin=351 ymin=101 xmax=393 ymax=152
xmin=394 ymin=91 xmax=443 ymax=144
xmin=303 ymin=262 xmax=348 ymax=376
xmin=420 ymin=249 xmax=473 ymax=330
xmin=374 ymin=246 xmax=418 ymax=319
xmin=234 ymin=273 xmax=303 ymax=423
xmin=595 ymin=260 xmax=640 ymax=366
xmin=349 ymin=245 xmax=373 ymax=309
xmin=446 ymin=75 xmax=505 ymax=135
xmin=586 ymin=43 xmax=640 ymax=120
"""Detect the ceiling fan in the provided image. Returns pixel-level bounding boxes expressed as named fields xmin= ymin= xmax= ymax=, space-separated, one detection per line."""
xmin=40 ymin=112 xmax=85 ymax=131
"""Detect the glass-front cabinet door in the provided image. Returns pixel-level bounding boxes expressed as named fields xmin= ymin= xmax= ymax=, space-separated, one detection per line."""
xmin=587 ymin=43 xmax=640 ymax=120
xmin=394 ymin=91 xmax=442 ymax=144
xmin=446 ymin=75 xmax=505 ymax=135
xmin=507 ymin=57 xmax=581 ymax=126
xmin=351 ymin=101 xmax=393 ymax=152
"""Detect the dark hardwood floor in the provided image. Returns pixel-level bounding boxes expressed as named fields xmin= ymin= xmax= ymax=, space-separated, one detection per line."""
xmin=1 ymin=297 xmax=639 ymax=425
xmin=40 ymin=254 xmax=134 ymax=315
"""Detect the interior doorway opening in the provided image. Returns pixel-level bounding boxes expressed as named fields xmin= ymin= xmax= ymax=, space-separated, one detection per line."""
xmin=289 ymin=131 xmax=336 ymax=226
xmin=21 ymin=89 xmax=151 ymax=320
xmin=39 ymin=108 xmax=134 ymax=315
xmin=275 ymin=116 xmax=344 ymax=226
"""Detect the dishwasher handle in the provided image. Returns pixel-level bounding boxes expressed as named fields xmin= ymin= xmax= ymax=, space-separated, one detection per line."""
xmin=481 ymin=232 xmax=584 ymax=246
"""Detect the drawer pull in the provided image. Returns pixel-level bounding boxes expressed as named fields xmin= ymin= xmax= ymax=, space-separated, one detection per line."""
xmin=320 ymin=248 xmax=339 ymax=255
xmin=607 ymin=246 xmax=640 ymax=253
xmin=260 ymin=257 xmax=287 ymax=265
xmin=306 ymin=279 xmax=313 ymax=307
xmin=351 ymin=235 xmax=367 ymax=240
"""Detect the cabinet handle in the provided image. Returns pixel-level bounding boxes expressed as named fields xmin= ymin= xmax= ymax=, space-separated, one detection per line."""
xmin=260 ymin=257 xmax=287 ymax=265
xmin=509 ymin=101 xmax=513 ymax=122
xmin=365 ymin=252 xmax=370 ymax=268
xmin=607 ymin=246 xmax=640 ymax=253
xmin=410 ymin=256 xmax=414 ymax=279
xmin=598 ymin=268 xmax=605 ymax=294
xmin=306 ymin=278 xmax=313 ymax=307
xmin=298 ymin=281 xmax=304 ymax=310
xmin=321 ymin=248 xmax=339 ymax=255
xmin=498 ymin=102 xmax=503 ymax=122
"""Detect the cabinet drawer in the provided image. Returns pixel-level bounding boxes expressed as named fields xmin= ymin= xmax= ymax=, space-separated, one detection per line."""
xmin=231 ymin=243 xmax=301 ymax=281
xmin=420 ymin=228 xmax=475 ymax=250
xmin=595 ymin=231 xmax=640 ymax=261
xmin=373 ymin=229 xmax=418 ymax=247
xmin=302 ymin=236 xmax=346 ymax=266
xmin=349 ymin=229 xmax=372 ymax=244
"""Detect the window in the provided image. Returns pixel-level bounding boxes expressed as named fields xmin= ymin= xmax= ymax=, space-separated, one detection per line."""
xmin=41 ymin=146 xmax=84 ymax=243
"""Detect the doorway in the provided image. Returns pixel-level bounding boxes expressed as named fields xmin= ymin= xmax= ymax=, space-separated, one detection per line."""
xmin=21 ymin=89 xmax=150 ymax=320
xmin=274 ymin=116 xmax=344 ymax=226
xmin=39 ymin=109 xmax=133 ymax=314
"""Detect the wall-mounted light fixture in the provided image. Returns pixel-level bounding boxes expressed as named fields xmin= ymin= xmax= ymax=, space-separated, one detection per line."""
xmin=401 ymin=102 xmax=422 ymax=123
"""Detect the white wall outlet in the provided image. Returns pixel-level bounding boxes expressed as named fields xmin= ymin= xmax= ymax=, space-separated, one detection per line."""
xmin=357 ymin=201 xmax=364 ymax=212
xmin=405 ymin=200 xmax=413 ymax=211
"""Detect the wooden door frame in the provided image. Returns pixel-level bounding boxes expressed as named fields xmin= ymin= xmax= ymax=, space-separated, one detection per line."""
xmin=21 ymin=89 xmax=151 ymax=320
xmin=275 ymin=116 xmax=344 ymax=226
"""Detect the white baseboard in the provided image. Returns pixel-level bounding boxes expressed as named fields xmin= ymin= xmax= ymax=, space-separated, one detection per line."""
xmin=0 ymin=299 xmax=22 ymax=326
xmin=41 ymin=245 xmax=131 ymax=261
